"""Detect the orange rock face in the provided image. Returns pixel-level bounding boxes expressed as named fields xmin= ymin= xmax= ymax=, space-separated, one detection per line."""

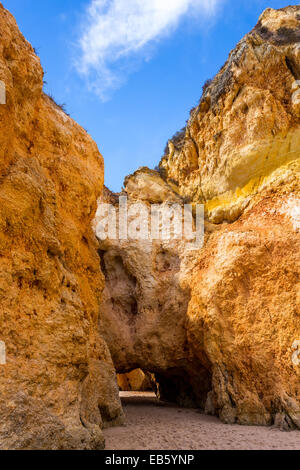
xmin=118 ymin=370 xmax=153 ymax=392
xmin=0 ymin=5 xmax=122 ymax=450
xmin=160 ymin=6 xmax=300 ymax=224
xmin=0 ymin=3 xmax=299 ymax=450
xmin=97 ymin=6 xmax=300 ymax=430
xmin=187 ymin=193 xmax=300 ymax=428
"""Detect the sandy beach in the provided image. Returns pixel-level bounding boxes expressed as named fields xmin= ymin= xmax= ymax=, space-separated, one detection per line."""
xmin=104 ymin=392 xmax=300 ymax=451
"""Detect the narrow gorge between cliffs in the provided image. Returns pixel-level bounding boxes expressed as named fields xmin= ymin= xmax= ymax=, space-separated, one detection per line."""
xmin=0 ymin=4 xmax=299 ymax=451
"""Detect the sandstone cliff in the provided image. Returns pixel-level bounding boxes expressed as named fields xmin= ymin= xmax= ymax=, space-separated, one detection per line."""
xmin=0 ymin=4 xmax=123 ymax=450
xmin=0 ymin=3 xmax=299 ymax=451
xmin=98 ymin=6 xmax=300 ymax=430
xmin=160 ymin=6 xmax=300 ymax=224
xmin=187 ymin=192 xmax=300 ymax=428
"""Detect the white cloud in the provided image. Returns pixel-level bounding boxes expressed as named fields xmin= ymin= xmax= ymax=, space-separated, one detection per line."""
xmin=77 ymin=0 xmax=222 ymax=100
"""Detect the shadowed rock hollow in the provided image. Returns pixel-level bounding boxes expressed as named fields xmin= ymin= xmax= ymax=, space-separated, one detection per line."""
xmin=97 ymin=181 xmax=213 ymax=409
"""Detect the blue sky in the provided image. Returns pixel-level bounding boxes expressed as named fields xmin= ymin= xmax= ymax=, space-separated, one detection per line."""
xmin=3 ymin=0 xmax=298 ymax=191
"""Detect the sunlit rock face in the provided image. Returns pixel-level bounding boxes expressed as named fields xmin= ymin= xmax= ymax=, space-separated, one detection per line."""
xmin=0 ymin=5 xmax=123 ymax=450
xmin=187 ymin=193 xmax=300 ymax=428
xmin=160 ymin=6 xmax=300 ymax=224
xmin=97 ymin=7 xmax=300 ymax=430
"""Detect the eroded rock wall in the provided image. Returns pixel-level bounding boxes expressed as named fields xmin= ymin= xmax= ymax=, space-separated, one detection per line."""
xmin=187 ymin=193 xmax=300 ymax=428
xmin=117 ymin=370 xmax=153 ymax=392
xmin=0 ymin=4 xmax=123 ymax=450
xmin=98 ymin=7 xmax=300 ymax=429
xmin=160 ymin=6 xmax=300 ymax=224
xmin=97 ymin=183 xmax=213 ymax=408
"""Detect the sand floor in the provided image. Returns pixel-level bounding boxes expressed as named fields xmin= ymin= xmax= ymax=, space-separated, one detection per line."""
xmin=103 ymin=392 xmax=300 ymax=450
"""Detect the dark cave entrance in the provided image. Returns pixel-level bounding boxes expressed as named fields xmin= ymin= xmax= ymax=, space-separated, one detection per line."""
xmin=117 ymin=365 xmax=213 ymax=411
xmin=98 ymin=249 xmax=213 ymax=413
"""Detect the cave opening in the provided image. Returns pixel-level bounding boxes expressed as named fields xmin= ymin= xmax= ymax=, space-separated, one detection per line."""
xmin=116 ymin=365 xmax=213 ymax=413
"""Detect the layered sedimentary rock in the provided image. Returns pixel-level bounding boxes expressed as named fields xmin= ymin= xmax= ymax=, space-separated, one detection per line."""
xmin=0 ymin=4 xmax=123 ymax=450
xmin=98 ymin=6 xmax=300 ymax=429
xmin=160 ymin=6 xmax=300 ymax=224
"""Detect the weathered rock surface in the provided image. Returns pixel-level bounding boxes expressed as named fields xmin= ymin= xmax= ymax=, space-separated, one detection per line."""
xmin=97 ymin=182 xmax=213 ymax=408
xmin=98 ymin=7 xmax=300 ymax=430
xmin=118 ymin=370 xmax=153 ymax=392
xmin=160 ymin=5 xmax=300 ymax=224
xmin=187 ymin=192 xmax=300 ymax=428
xmin=0 ymin=4 xmax=123 ymax=450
